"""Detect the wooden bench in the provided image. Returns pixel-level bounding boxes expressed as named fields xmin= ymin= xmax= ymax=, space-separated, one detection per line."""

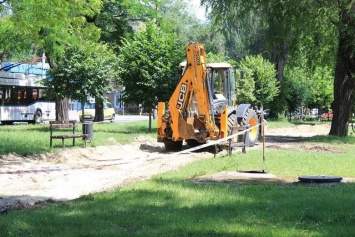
xmin=50 ymin=120 xmax=87 ymax=148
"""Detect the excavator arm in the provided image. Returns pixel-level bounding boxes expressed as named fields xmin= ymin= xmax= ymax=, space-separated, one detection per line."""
xmin=158 ymin=43 xmax=261 ymax=151
xmin=157 ymin=43 xmax=220 ymax=147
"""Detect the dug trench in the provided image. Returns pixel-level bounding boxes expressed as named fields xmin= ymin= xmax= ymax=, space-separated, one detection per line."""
xmin=0 ymin=123 xmax=353 ymax=214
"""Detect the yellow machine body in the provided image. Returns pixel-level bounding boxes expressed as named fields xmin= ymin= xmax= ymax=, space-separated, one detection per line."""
xmin=157 ymin=43 xmax=228 ymax=145
xmin=157 ymin=43 xmax=261 ymax=150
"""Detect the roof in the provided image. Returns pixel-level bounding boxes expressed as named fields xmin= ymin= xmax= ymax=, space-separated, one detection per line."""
xmin=1 ymin=62 xmax=49 ymax=76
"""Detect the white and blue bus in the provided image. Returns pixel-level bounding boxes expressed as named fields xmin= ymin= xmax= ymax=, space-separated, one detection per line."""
xmin=0 ymin=70 xmax=56 ymax=125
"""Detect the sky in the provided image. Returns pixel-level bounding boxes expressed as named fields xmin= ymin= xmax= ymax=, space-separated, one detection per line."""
xmin=190 ymin=0 xmax=208 ymax=21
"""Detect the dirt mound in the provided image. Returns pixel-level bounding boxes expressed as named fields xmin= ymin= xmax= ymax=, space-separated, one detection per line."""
xmin=0 ymin=135 xmax=213 ymax=214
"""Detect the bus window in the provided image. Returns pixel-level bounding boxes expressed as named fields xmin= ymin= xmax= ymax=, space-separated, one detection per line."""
xmin=19 ymin=90 xmax=25 ymax=103
xmin=33 ymin=89 xmax=38 ymax=100
xmin=24 ymin=89 xmax=34 ymax=103
xmin=10 ymin=88 xmax=18 ymax=103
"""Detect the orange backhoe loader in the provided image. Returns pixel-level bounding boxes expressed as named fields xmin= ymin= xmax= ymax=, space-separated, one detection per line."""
xmin=157 ymin=43 xmax=262 ymax=151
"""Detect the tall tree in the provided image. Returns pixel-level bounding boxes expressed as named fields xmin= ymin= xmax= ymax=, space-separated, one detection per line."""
xmin=237 ymin=55 xmax=279 ymax=107
xmin=49 ymin=43 xmax=118 ymax=122
xmin=151 ymin=0 xmax=225 ymax=54
xmin=118 ymin=22 xmax=184 ymax=131
xmin=329 ymin=2 xmax=355 ymax=136
xmin=94 ymin=0 xmax=146 ymax=50
xmin=0 ymin=0 xmax=102 ymax=121
xmin=204 ymin=0 xmax=355 ymax=136
xmin=283 ymin=66 xmax=313 ymax=118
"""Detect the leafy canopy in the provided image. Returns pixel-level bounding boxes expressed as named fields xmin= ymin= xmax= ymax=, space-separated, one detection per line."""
xmin=0 ymin=0 xmax=102 ymax=61
xmin=118 ymin=22 xmax=185 ymax=110
xmin=49 ymin=43 xmax=118 ymax=104
xmin=237 ymin=55 xmax=279 ymax=107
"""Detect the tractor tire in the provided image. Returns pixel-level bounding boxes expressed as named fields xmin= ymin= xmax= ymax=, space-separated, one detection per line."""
xmin=238 ymin=109 xmax=259 ymax=146
xmin=33 ymin=110 xmax=42 ymax=124
xmin=164 ymin=139 xmax=183 ymax=151
xmin=228 ymin=113 xmax=238 ymax=135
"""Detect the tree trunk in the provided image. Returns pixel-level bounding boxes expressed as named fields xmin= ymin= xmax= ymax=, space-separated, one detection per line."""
xmin=272 ymin=30 xmax=291 ymax=89
xmin=81 ymin=101 xmax=85 ymax=122
xmin=55 ymin=97 xmax=69 ymax=121
xmin=329 ymin=46 xmax=355 ymax=136
xmin=95 ymin=98 xmax=104 ymax=122
xmin=148 ymin=111 xmax=152 ymax=133
xmin=47 ymin=55 xmax=70 ymax=122
xmin=329 ymin=7 xmax=355 ymax=136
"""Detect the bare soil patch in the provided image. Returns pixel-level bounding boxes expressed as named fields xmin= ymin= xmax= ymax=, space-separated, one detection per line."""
xmin=192 ymin=171 xmax=355 ymax=187
xmin=0 ymin=123 xmax=350 ymax=214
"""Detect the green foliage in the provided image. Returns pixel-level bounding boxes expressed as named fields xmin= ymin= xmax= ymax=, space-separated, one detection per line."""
xmin=283 ymin=61 xmax=334 ymax=116
xmin=309 ymin=66 xmax=334 ymax=109
xmin=205 ymin=52 xmax=236 ymax=67
xmin=118 ymin=22 xmax=185 ymax=110
xmin=284 ymin=66 xmax=312 ymax=114
xmin=0 ymin=0 xmax=105 ymax=121
xmin=49 ymin=43 xmax=118 ymax=104
xmin=153 ymin=0 xmax=225 ymax=54
xmin=0 ymin=0 xmax=102 ymax=61
xmin=94 ymin=0 xmax=143 ymax=50
xmin=237 ymin=55 xmax=279 ymax=106
xmin=203 ymin=0 xmax=355 ymax=136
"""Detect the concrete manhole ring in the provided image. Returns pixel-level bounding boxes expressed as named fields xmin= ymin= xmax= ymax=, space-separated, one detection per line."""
xmin=298 ymin=175 xmax=343 ymax=183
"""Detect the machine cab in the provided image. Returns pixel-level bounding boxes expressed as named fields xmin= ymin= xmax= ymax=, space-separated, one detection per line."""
xmin=179 ymin=61 xmax=237 ymax=111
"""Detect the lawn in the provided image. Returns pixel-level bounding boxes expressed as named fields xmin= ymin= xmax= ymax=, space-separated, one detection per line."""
xmin=0 ymin=120 xmax=154 ymax=155
xmin=0 ymin=120 xmax=354 ymax=236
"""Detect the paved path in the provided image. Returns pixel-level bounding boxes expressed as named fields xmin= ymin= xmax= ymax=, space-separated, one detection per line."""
xmin=113 ymin=115 xmax=150 ymax=124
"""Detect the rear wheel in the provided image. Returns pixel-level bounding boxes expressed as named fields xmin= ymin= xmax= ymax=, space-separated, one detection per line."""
xmin=34 ymin=110 xmax=42 ymax=124
xmin=239 ymin=109 xmax=259 ymax=146
xmin=164 ymin=139 xmax=183 ymax=151
xmin=228 ymin=114 xmax=238 ymax=136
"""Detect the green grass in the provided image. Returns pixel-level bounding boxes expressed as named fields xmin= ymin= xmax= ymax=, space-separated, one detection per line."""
xmin=0 ymin=149 xmax=354 ymax=236
xmin=0 ymin=120 xmax=355 ymax=236
xmin=265 ymin=117 xmax=294 ymax=128
xmin=235 ymin=146 xmax=355 ymax=177
xmin=0 ymin=120 xmax=155 ymax=155
xmin=266 ymin=117 xmax=333 ymax=129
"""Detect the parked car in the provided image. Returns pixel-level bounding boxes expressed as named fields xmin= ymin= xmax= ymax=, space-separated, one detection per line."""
xmin=321 ymin=112 xmax=333 ymax=120
xmin=311 ymin=108 xmax=319 ymax=116
xmin=78 ymin=102 xmax=115 ymax=122
xmin=263 ymin=109 xmax=270 ymax=118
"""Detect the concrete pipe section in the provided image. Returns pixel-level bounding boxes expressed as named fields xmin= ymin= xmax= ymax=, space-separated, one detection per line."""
xmin=298 ymin=176 xmax=343 ymax=183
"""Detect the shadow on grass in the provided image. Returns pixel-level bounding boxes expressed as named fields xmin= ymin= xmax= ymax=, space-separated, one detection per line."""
xmin=265 ymin=133 xmax=355 ymax=145
xmin=1 ymin=178 xmax=354 ymax=236
xmin=303 ymin=134 xmax=355 ymax=144
xmin=0 ymin=122 xmax=156 ymax=155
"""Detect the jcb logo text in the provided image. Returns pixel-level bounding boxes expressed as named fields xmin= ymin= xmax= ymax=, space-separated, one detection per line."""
xmin=176 ymin=83 xmax=187 ymax=109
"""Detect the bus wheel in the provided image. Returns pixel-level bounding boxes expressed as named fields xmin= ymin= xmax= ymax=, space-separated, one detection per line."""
xmin=34 ymin=110 xmax=42 ymax=124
